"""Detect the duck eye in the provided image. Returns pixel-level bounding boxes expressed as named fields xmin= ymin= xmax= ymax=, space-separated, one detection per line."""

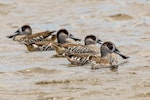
xmin=91 ymin=36 xmax=96 ymax=40
xmin=22 ymin=27 xmax=26 ymax=31
xmin=107 ymin=43 xmax=113 ymax=50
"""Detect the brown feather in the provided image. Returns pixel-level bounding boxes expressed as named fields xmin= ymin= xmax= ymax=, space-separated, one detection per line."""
xmin=22 ymin=30 xmax=55 ymax=39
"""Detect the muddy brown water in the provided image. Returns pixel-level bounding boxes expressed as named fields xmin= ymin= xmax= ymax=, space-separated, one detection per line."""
xmin=0 ymin=0 xmax=150 ymax=100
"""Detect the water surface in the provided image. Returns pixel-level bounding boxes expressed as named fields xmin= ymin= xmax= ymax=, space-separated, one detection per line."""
xmin=0 ymin=0 xmax=150 ymax=100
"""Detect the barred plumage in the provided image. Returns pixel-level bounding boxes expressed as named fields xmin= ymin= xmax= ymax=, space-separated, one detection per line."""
xmin=65 ymin=45 xmax=96 ymax=54
xmin=52 ymin=43 xmax=100 ymax=56
xmin=24 ymin=35 xmax=57 ymax=52
xmin=40 ymin=44 xmax=54 ymax=51
xmin=90 ymin=56 xmax=112 ymax=70
xmin=67 ymin=54 xmax=91 ymax=65
xmin=22 ymin=30 xmax=55 ymax=44
xmin=24 ymin=43 xmax=55 ymax=51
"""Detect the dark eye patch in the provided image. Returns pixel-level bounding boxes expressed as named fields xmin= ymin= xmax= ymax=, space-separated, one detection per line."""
xmin=85 ymin=35 xmax=96 ymax=41
xmin=107 ymin=43 xmax=113 ymax=50
xmin=22 ymin=26 xmax=27 ymax=31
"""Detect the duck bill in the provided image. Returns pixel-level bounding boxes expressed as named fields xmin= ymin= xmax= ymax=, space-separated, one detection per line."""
xmin=97 ymin=39 xmax=103 ymax=44
xmin=114 ymin=48 xmax=129 ymax=59
xmin=69 ymin=33 xmax=81 ymax=41
xmin=7 ymin=29 xmax=21 ymax=38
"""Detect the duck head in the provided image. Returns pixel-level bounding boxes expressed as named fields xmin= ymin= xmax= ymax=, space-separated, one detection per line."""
xmin=101 ymin=41 xmax=129 ymax=59
xmin=84 ymin=35 xmax=103 ymax=45
xmin=7 ymin=25 xmax=32 ymax=38
xmin=56 ymin=29 xmax=81 ymax=44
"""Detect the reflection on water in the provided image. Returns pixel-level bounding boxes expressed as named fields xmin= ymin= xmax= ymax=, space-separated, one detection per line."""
xmin=0 ymin=0 xmax=150 ymax=100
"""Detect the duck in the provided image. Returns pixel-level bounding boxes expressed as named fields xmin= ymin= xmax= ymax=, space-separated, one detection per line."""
xmin=52 ymin=35 xmax=102 ymax=56
xmin=7 ymin=24 xmax=56 ymax=44
xmin=7 ymin=25 xmax=32 ymax=40
xmin=24 ymin=28 xmax=81 ymax=52
xmin=66 ymin=41 xmax=129 ymax=70
xmin=24 ymin=34 xmax=57 ymax=51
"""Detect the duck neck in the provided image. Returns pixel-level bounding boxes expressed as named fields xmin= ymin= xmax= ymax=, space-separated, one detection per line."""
xmin=24 ymin=28 xmax=32 ymax=35
xmin=85 ymin=39 xmax=96 ymax=45
xmin=57 ymin=37 xmax=67 ymax=44
xmin=101 ymin=47 xmax=112 ymax=58
xmin=57 ymin=34 xmax=67 ymax=44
